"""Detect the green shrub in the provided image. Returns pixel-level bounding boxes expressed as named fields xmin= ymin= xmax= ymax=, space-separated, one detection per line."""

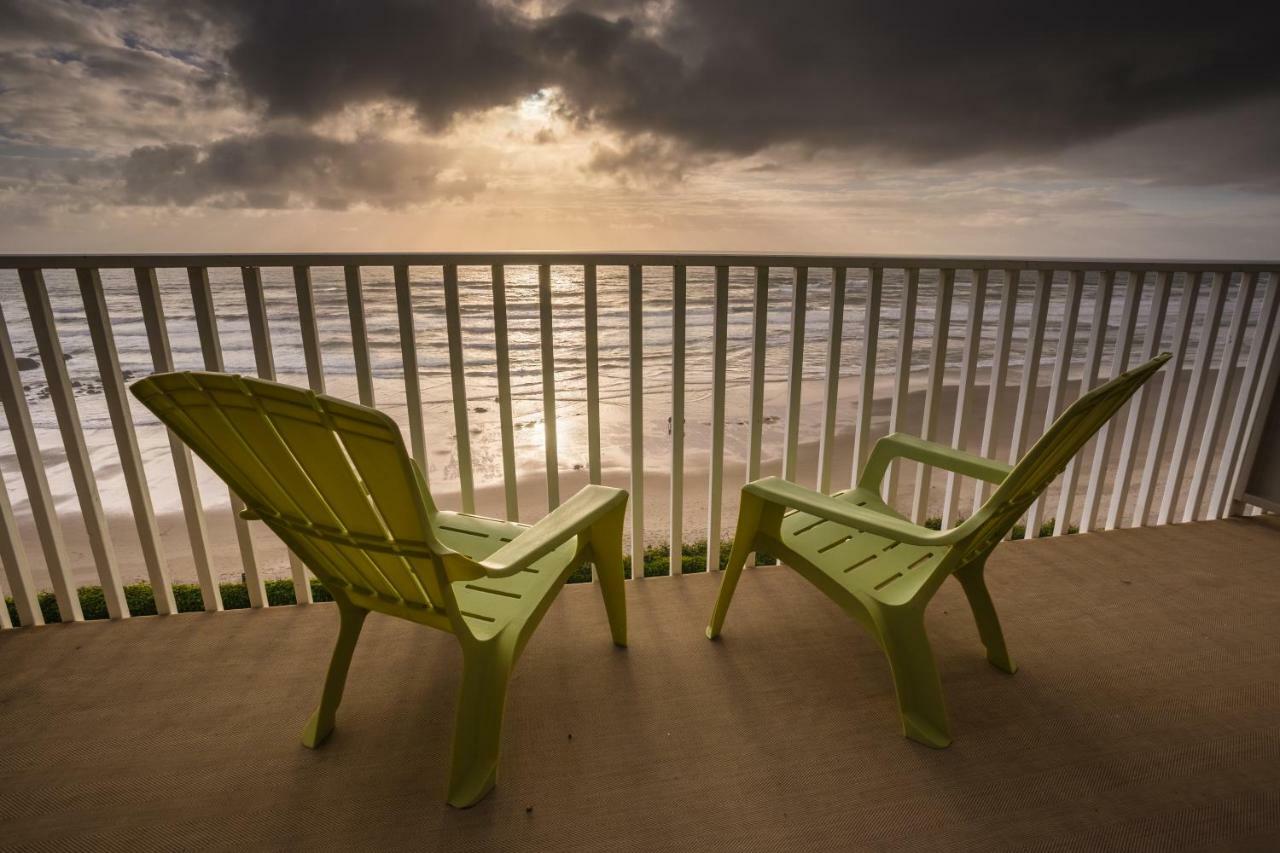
xmin=5 ymin=578 xmax=334 ymax=627
xmin=8 ymin=518 xmax=1082 ymax=625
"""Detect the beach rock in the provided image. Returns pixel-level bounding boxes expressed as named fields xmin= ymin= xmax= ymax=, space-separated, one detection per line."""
xmin=16 ymin=357 xmax=39 ymax=371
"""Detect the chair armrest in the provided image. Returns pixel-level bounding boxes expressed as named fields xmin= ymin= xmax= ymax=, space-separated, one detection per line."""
xmin=859 ymin=433 xmax=1012 ymax=493
xmin=476 ymin=485 xmax=628 ymax=578
xmin=745 ymin=477 xmax=962 ymax=546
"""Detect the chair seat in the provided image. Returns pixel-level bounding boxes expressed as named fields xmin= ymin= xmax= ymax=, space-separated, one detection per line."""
xmin=435 ymin=511 xmax=581 ymax=639
xmin=777 ymin=489 xmax=946 ymax=605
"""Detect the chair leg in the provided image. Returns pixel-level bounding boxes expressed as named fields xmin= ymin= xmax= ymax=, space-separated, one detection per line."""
xmin=301 ymin=596 xmax=368 ymax=748
xmin=954 ymin=561 xmax=1016 ymax=674
xmin=589 ymin=504 xmax=628 ymax=647
xmin=447 ymin=641 xmax=515 ymax=808
xmin=877 ymin=607 xmax=952 ymax=748
xmin=706 ymin=492 xmax=764 ymax=639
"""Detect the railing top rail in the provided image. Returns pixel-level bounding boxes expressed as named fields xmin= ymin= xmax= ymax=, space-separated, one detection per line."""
xmin=0 ymin=252 xmax=1276 ymax=273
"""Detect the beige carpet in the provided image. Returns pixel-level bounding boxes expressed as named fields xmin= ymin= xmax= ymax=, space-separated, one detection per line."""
xmin=2 ymin=517 xmax=1278 ymax=851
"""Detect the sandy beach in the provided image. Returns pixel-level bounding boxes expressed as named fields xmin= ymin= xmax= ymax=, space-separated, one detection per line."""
xmin=3 ymin=362 xmax=1239 ymax=592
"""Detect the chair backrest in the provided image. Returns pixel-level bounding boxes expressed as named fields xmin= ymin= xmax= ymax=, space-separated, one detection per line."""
xmin=953 ymin=353 xmax=1171 ymax=565
xmin=131 ymin=371 xmax=452 ymax=613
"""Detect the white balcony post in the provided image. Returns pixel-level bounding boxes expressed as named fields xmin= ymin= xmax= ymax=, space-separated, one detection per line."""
xmin=1105 ymin=271 xmax=1172 ymax=530
xmin=344 ymin=265 xmax=376 ymax=408
xmin=817 ymin=267 xmax=847 ymax=494
xmin=670 ymin=265 xmax=687 ymax=572
xmin=241 ymin=265 xmax=311 ymax=605
xmin=942 ymin=269 xmax=988 ymax=529
xmin=782 ymin=266 xmax=808 ymax=482
xmin=1026 ymin=269 xmax=1083 ymax=537
xmin=885 ymin=268 xmax=919 ymax=508
xmin=745 ymin=266 xmax=769 ymax=569
xmin=1213 ymin=272 xmax=1280 ymax=516
xmin=973 ymin=269 xmax=1019 ymax=514
xmin=537 ymin=264 xmax=560 ymax=510
xmin=21 ymin=268 xmax=127 ymax=618
xmin=393 ymin=264 xmax=428 ymax=480
xmin=0 ymin=295 xmax=77 ymax=621
xmin=584 ymin=265 xmax=603 ymax=487
xmin=706 ymin=265 xmax=730 ymax=572
xmin=83 ymin=268 xmax=177 ymax=614
xmin=1053 ymin=270 xmax=1115 ymax=535
xmin=188 ymin=266 xmax=263 ymax=608
xmin=1184 ymin=271 xmax=1259 ymax=521
xmin=137 ymin=266 xmax=222 ymax=611
xmin=912 ymin=268 xmax=955 ymax=523
xmin=1158 ymin=271 xmax=1229 ymax=525
xmin=1227 ymin=271 xmax=1280 ymax=514
xmin=443 ymin=264 xmax=477 ymax=514
xmin=0 ymin=442 xmax=41 ymax=626
xmin=1133 ymin=271 xmax=1203 ymax=526
xmin=1079 ymin=270 xmax=1144 ymax=533
xmin=491 ymin=265 xmax=520 ymax=521
xmin=628 ymin=264 xmax=645 ymax=577
xmin=852 ymin=268 xmax=883 ymax=484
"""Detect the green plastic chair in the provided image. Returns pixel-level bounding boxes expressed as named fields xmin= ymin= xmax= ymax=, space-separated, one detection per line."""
xmin=707 ymin=353 xmax=1171 ymax=748
xmin=132 ymin=371 xmax=628 ymax=808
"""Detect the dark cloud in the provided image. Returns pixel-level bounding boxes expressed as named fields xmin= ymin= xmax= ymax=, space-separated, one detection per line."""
xmin=219 ymin=0 xmax=539 ymax=127
xmin=211 ymin=0 xmax=1280 ymax=168
xmin=121 ymin=130 xmax=479 ymax=209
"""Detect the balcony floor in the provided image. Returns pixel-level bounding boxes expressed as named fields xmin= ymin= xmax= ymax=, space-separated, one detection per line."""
xmin=3 ymin=517 xmax=1280 ymax=851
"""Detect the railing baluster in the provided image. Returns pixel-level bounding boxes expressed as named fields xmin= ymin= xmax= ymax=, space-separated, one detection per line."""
xmin=293 ymin=266 xmax=326 ymax=394
xmin=1133 ymin=272 xmax=1202 ymax=525
xmin=20 ymin=269 xmax=127 ymax=618
xmin=443 ymin=265 xmax=476 ymax=513
xmin=1185 ymin=271 xmax=1258 ymax=521
xmin=782 ymin=266 xmax=808 ymax=482
xmin=817 ymin=267 xmax=847 ymax=494
xmin=745 ymin=266 xmax=769 ymax=569
xmin=393 ymin=264 xmax=428 ymax=480
xmin=1 ymin=295 xmax=74 ymax=621
xmin=1158 ymin=271 xmax=1229 ymax=525
xmin=82 ymin=269 xmax=177 ymax=614
xmin=1052 ymin=271 xmax=1115 ymax=534
xmin=706 ymin=266 xmax=729 ymax=573
xmin=0 ymin=296 xmax=47 ymax=625
xmin=1105 ymin=272 xmax=1171 ymax=530
xmin=1079 ymin=270 xmax=1144 ymax=533
xmin=747 ymin=266 xmax=769 ymax=485
xmin=241 ymin=266 xmax=311 ymax=605
xmin=584 ymin=265 xmax=602 ymax=487
xmin=1005 ymin=269 xmax=1053 ymax=537
xmin=912 ymin=268 xmax=955 ymax=523
xmin=1026 ymin=270 xmax=1083 ymax=537
xmin=344 ymin=265 xmax=376 ymax=408
xmin=1009 ymin=270 xmax=1054 ymax=465
xmin=1226 ymin=271 xmax=1280 ymax=515
xmin=628 ymin=264 xmax=645 ymax=577
xmin=852 ymin=268 xmax=883 ymax=483
xmin=138 ymin=267 xmax=221 ymax=611
xmin=942 ymin=269 xmax=988 ymax=529
xmin=972 ymin=269 xmax=1018 ymax=513
xmin=1211 ymin=272 xmax=1280 ymax=516
xmin=188 ymin=267 xmax=262 ymax=607
xmin=0 ymin=466 xmax=39 ymax=626
xmin=492 ymin=265 xmax=519 ymax=520
xmin=885 ymin=268 xmax=919 ymax=507
xmin=670 ymin=265 xmax=687 ymax=573
xmin=538 ymin=264 xmax=560 ymax=510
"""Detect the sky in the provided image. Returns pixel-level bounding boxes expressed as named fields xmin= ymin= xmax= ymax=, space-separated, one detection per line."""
xmin=2 ymin=0 xmax=1279 ymax=257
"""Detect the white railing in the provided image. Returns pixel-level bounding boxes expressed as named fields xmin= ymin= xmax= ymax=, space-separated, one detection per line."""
xmin=1 ymin=253 xmax=1277 ymax=629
